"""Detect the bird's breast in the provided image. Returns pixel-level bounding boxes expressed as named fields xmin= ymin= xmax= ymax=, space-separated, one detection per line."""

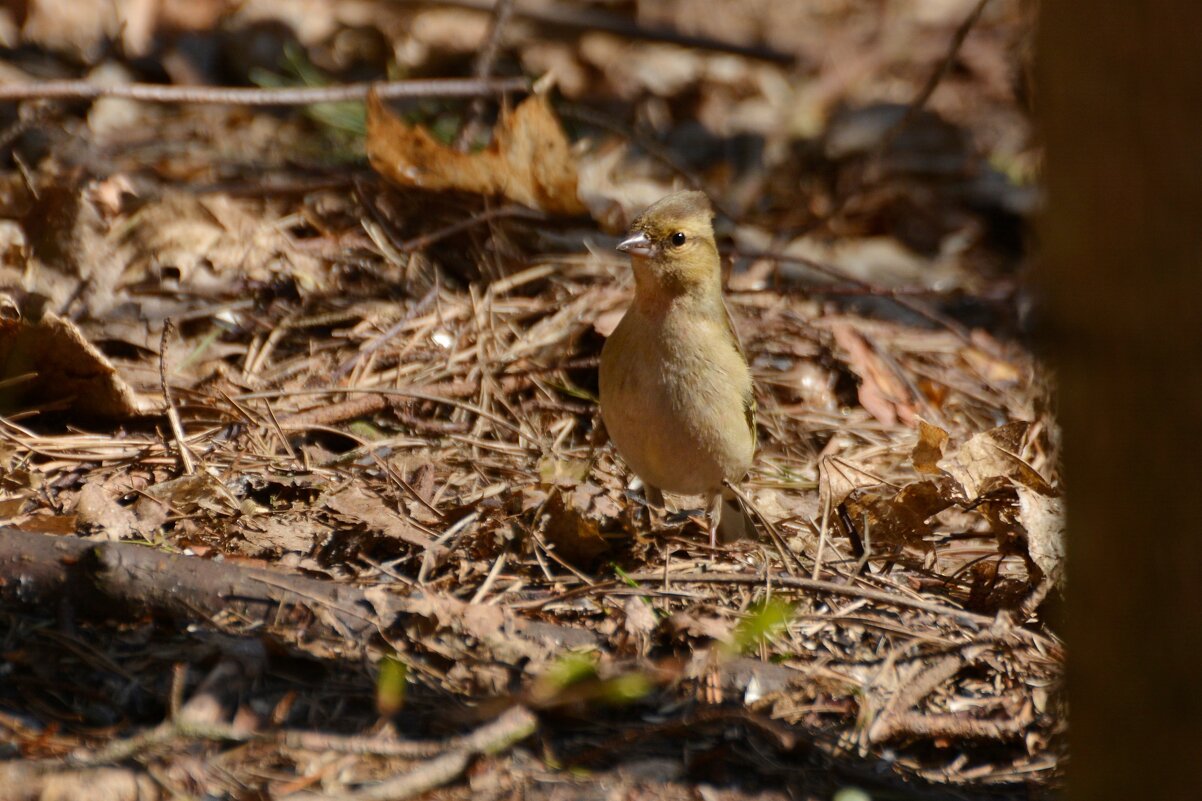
xmin=599 ymin=304 xmax=754 ymax=496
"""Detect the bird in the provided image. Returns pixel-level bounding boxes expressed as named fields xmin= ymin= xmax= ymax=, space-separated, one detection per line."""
xmin=598 ymin=190 xmax=757 ymax=547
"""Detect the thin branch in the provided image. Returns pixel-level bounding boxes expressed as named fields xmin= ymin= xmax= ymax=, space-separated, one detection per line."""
xmin=159 ymin=320 xmax=195 ymax=475
xmin=291 ymin=706 xmax=537 ymax=801
xmin=872 ymin=0 xmax=993 ymax=159
xmin=397 ymin=0 xmax=796 ymax=65
xmin=625 ymin=571 xmax=1063 ymax=656
xmin=0 ymin=77 xmax=530 ymax=105
xmin=735 ymin=246 xmax=980 ymax=349
xmin=455 ymin=0 xmax=518 ymax=150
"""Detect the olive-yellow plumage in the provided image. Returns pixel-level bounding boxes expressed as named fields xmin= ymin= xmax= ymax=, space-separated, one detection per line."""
xmin=599 ymin=190 xmax=756 ymax=545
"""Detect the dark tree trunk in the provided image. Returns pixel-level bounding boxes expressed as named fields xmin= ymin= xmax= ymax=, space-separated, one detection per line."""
xmin=1038 ymin=4 xmax=1202 ymax=799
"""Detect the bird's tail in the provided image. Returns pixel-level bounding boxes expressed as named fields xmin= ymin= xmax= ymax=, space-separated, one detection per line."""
xmin=717 ymin=486 xmax=758 ymax=543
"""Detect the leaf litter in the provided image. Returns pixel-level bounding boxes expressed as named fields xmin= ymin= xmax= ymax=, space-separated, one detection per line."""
xmin=0 ymin=1 xmax=1061 ymax=799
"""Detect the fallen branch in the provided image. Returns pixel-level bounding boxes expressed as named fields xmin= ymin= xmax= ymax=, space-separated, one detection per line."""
xmin=0 ymin=526 xmax=376 ymax=639
xmin=0 ymin=528 xmax=594 ymax=666
xmin=869 ymin=707 xmax=1033 ymax=743
xmin=0 ymin=530 xmax=815 ymax=704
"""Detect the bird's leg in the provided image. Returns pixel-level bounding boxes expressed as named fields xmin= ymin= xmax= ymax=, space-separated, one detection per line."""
xmin=645 ymin=484 xmax=665 ymax=532
xmin=706 ymin=491 xmax=723 ymax=548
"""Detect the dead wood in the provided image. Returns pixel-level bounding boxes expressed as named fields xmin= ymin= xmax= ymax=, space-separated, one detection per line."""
xmin=0 ymin=527 xmax=376 ymax=640
xmin=0 ymin=528 xmax=594 ymax=662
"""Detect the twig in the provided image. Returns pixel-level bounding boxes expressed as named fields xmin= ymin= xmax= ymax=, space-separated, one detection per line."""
xmin=867 ymin=653 xmax=964 ymax=744
xmin=737 ymin=246 xmax=979 ymax=348
xmin=159 ymin=321 xmax=196 ymax=475
xmin=625 ymin=571 xmax=1062 ymax=655
xmin=397 ymin=204 xmax=546 ymax=254
xmin=0 ymin=77 xmax=530 ymax=105
xmin=870 ymin=706 xmax=1032 ymax=743
xmin=455 ymin=0 xmax=517 ymax=150
xmin=70 ymin=718 xmax=255 ymax=767
xmin=282 ymin=730 xmax=442 ymax=758
xmin=871 ymin=0 xmax=993 ymax=159
xmin=399 ymin=0 xmax=796 ymax=65
xmin=812 ymin=490 xmax=834 ymax=581
xmin=293 ymin=706 xmax=537 ymax=801
xmin=278 ymin=394 xmax=390 ymax=429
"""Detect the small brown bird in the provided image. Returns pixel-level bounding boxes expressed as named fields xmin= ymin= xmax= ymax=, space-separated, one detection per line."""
xmin=599 ymin=190 xmax=756 ymax=546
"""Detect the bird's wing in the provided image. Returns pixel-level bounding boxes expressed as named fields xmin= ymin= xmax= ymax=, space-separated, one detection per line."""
xmin=720 ymin=296 xmax=757 ymax=450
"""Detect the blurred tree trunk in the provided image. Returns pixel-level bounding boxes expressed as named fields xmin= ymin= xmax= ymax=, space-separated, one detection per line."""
xmin=1038 ymin=4 xmax=1202 ymax=799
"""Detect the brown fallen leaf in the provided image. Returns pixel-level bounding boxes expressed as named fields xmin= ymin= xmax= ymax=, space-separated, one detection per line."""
xmin=817 ymin=454 xmax=884 ymax=517
xmin=829 ymin=320 xmax=917 ymax=427
xmin=324 ymin=483 xmax=440 ymax=553
xmin=842 ymin=477 xmax=959 ymax=548
xmin=540 ymin=486 xmax=613 ymax=567
xmin=0 ymin=301 xmax=154 ymax=418
xmin=911 ymin=420 xmax=1065 ymax=584
xmin=367 ymin=90 xmax=586 ymax=215
xmin=236 ymin=516 xmax=329 ymax=558
xmin=1017 ymin=486 xmax=1066 ymax=586
xmin=942 ymin=421 xmax=1054 ymax=500
xmin=144 ymin=472 xmax=238 ymax=516
xmin=912 ymin=418 xmax=950 ymax=475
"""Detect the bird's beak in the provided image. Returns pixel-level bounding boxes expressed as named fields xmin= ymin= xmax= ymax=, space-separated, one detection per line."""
xmin=617 ymin=231 xmax=656 ymax=258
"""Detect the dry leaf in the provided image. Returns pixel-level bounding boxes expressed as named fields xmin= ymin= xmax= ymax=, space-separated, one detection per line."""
xmin=817 ymin=455 xmax=882 ymax=516
xmin=830 ymin=321 xmax=917 ymax=427
xmin=76 ymin=481 xmax=139 ymax=540
xmin=666 ymin=611 xmax=733 ymax=642
xmin=122 ymin=191 xmax=324 ymax=287
xmin=842 ymin=478 xmax=958 ymax=547
xmin=538 ymin=455 xmax=591 ymax=486
xmin=623 ymin=596 xmax=658 ymax=639
xmin=367 ymin=91 xmax=586 ymax=215
xmin=912 ymin=419 xmax=950 ymax=474
xmin=541 ymin=487 xmax=612 ymax=567
xmin=325 ymin=484 xmax=439 ymax=553
xmin=1017 ymin=486 xmax=1065 ymax=585
xmin=0 ymin=304 xmax=154 ymax=418
xmin=145 ymin=472 xmax=238 ymax=515
xmin=237 ymin=516 xmax=328 ymax=558
xmin=943 ymin=421 xmax=1053 ymax=500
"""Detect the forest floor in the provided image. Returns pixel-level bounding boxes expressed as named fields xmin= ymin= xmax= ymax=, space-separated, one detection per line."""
xmin=0 ymin=1 xmax=1063 ymax=799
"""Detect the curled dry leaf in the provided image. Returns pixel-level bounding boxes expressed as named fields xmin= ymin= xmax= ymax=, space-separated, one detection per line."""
xmin=0 ymin=304 xmax=154 ymax=418
xmin=367 ymin=90 xmax=586 ymax=215
xmin=912 ymin=420 xmax=1065 ymax=582
xmin=941 ymin=421 xmax=1053 ymax=500
xmin=324 ymin=483 xmax=440 ymax=554
xmin=912 ymin=418 xmax=950 ymax=474
xmin=540 ymin=485 xmax=613 ymax=567
xmin=842 ymin=477 xmax=959 ymax=548
xmin=829 ymin=320 xmax=917 ymax=427
xmin=1017 ymin=486 xmax=1066 ymax=586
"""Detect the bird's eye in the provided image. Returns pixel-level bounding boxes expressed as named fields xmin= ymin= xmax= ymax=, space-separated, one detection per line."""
xmin=670 ymin=231 xmax=687 ymax=247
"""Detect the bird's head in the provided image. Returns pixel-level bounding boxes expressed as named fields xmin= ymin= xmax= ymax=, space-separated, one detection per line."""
xmin=618 ymin=190 xmax=720 ymax=301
